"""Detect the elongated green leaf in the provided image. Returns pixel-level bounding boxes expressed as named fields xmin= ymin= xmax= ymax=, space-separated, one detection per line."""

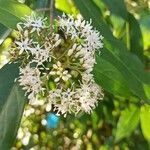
xmin=0 ymin=24 xmax=11 ymax=45
xmin=100 ymin=0 xmax=144 ymax=62
xmin=0 ymin=63 xmax=26 ymax=149
xmin=74 ymin=0 xmax=150 ymax=102
xmin=115 ymin=106 xmax=140 ymax=142
xmin=128 ymin=13 xmax=144 ymax=62
xmin=94 ymin=55 xmax=131 ymax=97
xmin=102 ymin=0 xmax=128 ymax=20
xmin=140 ymin=104 xmax=150 ymax=142
xmin=0 ymin=0 xmax=31 ymax=28
xmin=0 ymin=83 xmax=26 ymax=150
xmin=33 ymin=0 xmax=49 ymax=10
xmin=0 ymin=63 xmax=19 ymax=112
xmin=102 ymin=47 xmax=150 ymax=101
xmin=56 ymin=0 xmax=77 ymax=14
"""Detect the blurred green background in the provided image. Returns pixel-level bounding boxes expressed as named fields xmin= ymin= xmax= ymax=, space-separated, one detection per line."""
xmin=0 ymin=0 xmax=150 ymax=150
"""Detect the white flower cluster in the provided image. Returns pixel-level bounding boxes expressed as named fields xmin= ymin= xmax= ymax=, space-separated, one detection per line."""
xmin=11 ymin=13 xmax=104 ymax=117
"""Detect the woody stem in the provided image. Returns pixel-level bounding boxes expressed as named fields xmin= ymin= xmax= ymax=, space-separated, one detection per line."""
xmin=50 ymin=0 xmax=55 ymax=32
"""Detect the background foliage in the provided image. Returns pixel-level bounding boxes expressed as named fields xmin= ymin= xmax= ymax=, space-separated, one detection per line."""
xmin=0 ymin=0 xmax=150 ymax=149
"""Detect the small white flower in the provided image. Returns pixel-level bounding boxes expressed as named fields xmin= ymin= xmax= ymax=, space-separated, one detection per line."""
xmin=82 ymin=73 xmax=93 ymax=83
xmin=22 ymin=13 xmax=47 ymax=34
xmin=75 ymin=82 xmax=102 ymax=114
xmin=18 ymin=65 xmax=42 ymax=103
xmin=49 ymin=88 xmax=62 ymax=100
xmin=31 ymin=44 xmax=50 ymax=66
xmin=15 ymin=37 xmax=32 ymax=54
xmin=59 ymin=13 xmax=78 ymax=39
xmin=85 ymin=31 xmax=103 ymax=51
xmin=54 ymin=88 xmax=76 ymax=117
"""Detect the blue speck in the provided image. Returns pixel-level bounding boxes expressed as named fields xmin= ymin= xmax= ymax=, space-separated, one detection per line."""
xmin=47 ymin=113 xmax=59 ymax=128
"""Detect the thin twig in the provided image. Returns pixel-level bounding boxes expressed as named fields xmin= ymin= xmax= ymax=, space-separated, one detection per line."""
xmin=50 ymin=0 xmax=55 ymax=32
xmin=36 ymin=8 xmax=50 ymax=12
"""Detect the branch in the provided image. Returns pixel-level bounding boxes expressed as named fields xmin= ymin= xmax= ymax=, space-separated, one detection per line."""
xmin=36 ymin=8 xmax=50 ymax=12
xmin=50 ymin=0 xmax=55 ymax=32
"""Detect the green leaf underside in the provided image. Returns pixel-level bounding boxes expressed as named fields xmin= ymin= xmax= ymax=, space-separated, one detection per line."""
xmin=0 ymin=83 xmax=26 ymax=150
xmin=0 ymin=63 xmax=26 ymax=149
xmin=0 ymin=63 xmax=19 ymax=112
xmin=115 ymin=106 xmax=140 ymax=142
xmin=74 ymin=0 xmax=150 ymax=102
xmin=0 ymin=0 xmax=31 ymax=28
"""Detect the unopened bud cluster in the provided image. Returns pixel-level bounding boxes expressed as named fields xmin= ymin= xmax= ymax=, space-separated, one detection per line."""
xmin=10 ymin=13 xmax=104 ymax=117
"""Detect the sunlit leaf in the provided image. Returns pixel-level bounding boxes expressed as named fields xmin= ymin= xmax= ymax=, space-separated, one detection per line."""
xmin=140 ymin=104 xmax=150 ymax=142
xmin=56 ymin=0 xmax=77 ymax=15
xmin=115 ymin=105 xmax=140 ymax=142
xmin=0 ymin=0 xmax=31 ymax=28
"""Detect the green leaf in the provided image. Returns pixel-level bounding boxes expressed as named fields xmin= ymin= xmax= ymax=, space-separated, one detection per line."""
xmin=0 ymin=24 xmax=11 ymax=45
xmin=0 ymin=83 xmax=26 ymax=150
xmin=99 ymin=0 xmax=144 ymax=62
xmin=128 ymin=13 xmax=144 ymax=62
xmin=102 ymin=0 xmax=128 ymax=20
xmin=140 ymin=104 xmax=150 ymax=142
xmin=94 ymin=55 xmax=131 ymax=97
xmin=102 ymin=47 xmax=150 ymax=101
xmin=115 ymin=105 xmax=140 ymax=142
xmin=56 ymin=0 xmax=72 ymax=13
xmin=74 ymin=0 xmax=150 ymax=102
xmin=33 ymin=0 xmax=49 ymax=10
xmin=0 ymin=63 xmax=26 ymax=149
xmin=0 ymin=63 xmax=19 ymax=112
xmin=0 ymin=0 xmax=31 ymax=28
xmin=56 ymin=0 xmax=77 ymax=15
